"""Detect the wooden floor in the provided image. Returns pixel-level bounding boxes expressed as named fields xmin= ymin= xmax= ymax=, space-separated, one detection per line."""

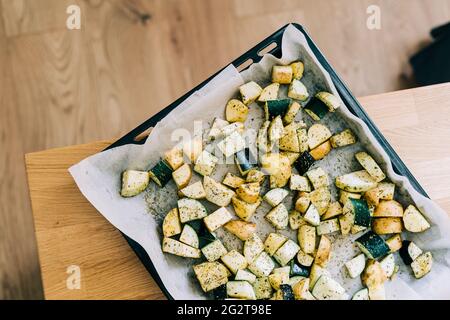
xmin=0 ymin=0 xmax=449 ymax=300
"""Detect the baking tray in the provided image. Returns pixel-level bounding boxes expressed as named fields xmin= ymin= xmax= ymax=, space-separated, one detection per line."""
xmin=103 ymin=23 xmax=428 ymax=300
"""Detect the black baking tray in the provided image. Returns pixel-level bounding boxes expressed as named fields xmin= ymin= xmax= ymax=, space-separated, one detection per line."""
xmin=103 ymin=23 xmax=428 ymax=300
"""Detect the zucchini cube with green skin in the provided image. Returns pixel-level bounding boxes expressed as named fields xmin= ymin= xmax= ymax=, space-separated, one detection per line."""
xmin=235 ymin=148 xmax=257 ymax=176
xmin=303 ymin=204 xmax=321 ymax=226
xmin=239 ymin=81 xmax=262 ymax=105
xmin=217 ymin=131 xmax=246 ymax=157
xmin=258 ymin=83 xmax=280 ymax=102
xmin=345 ymin=253 xmax=366 ymax=278
xmin=317 ymin=218 xmax=340 ymax=236
xmin=227 ymin=281 xmax=256 ymax=300
xmin=265 ymin=99 xmax=291 ymax=121
xmin=162 ymin=237 xmax=201 ymax=258
xmin=294 ymin=151 xmax=315 ymax=175
xmin=399 ymin=240 xmax=423 ymax=265
xmin=179 ymin=224 xmax=199 ymax=248
xmin=335 ymin=170 xmax=378 ymax=193
xmin=288 ymin=79 xmax=309 ymax=101
xmin=248 ymin=252 xmax=275 ymax=277
xmin=204 ymin=207 xmax=233 ymax=232
xmin=306 ymin=167 xmax=329 ymax=190
xmin=120 ymin=170 xmax=150 ymax=197
xmin=149 ymin=160 xmax=173 ymax=187
xmin=178 ymin=198 xmax=207 ymax=223
xmin=194 ymin=150 xmax=218 ymax=177
xmin=356 ymin=231 xmax=390 ymax=259
xmin=272 ymin=65 xmax=293 ymax=84
xmin=311 ymin=275 xmax=347 ymax=300
xmin=330 ymin=129 xmax=356 ymax=148
xmin=264 ymin=233 xmax=288 ymax=256
xmin=221 ymin=250 xmax=248 ymax=274
xmin=201 ymin=239 xmax=227 ymax=262
xmin=304 ymin=97 xmax=329 ymax=121
xmin=316 ymin=92 xmax=340 ymax=112
xmin=193 ymin=262 xmax=229 ymax=292
xmin=253 ymin=277 xmax=273 ymax=299
xmin=263 ymin=188 xmax=289 ymax=207
xmin=225 ymin=99 xmax=248 ymax=123
xmin=283 ymin=101 xmax=301 ymax=125
xmin=290 ymin=260 xmax=310 ymax=277
xmin=273 ymin=240 xmax=300 ymax=266
xmin=349 ymin=198 xmax=371 ymax=228
xmin=265 ymin=203 xmax=289 ymax=230
xmin=180 ymin=181 xmax=206 ymax=199
xmin=243 ymin=233 xmax=264 ymax=264
xmin=204 ymin=176 xmax=235 ymax=207
xmin=235 ymin=269 xmax=257 ymax=283
xmin=355 ymin=152 xmax=386 ymax=182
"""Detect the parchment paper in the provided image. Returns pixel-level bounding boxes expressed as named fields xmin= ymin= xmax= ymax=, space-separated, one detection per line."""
xmin=70 ymin=24 xmax=450 ymax=300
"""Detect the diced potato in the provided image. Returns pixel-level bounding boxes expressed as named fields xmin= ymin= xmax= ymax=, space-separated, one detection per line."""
xmin=236 ymin=182 xmax=261 ymax=204
xmin=307 ymin=124 xmax=332 ymax=149
xmin=240 ymin=81 xmax=263 ymax=105
xmin=180 ymin=181 xmax=206 ymax=199
xmin=258 ymin=83 xmax=280 ymax=102
xmin=283 ymin=101 xmax=301 ymax=124
xmin=298 ymin=225 xmax=316 ymax=254
xmin=355 ymin=152 xmax=386 ymax=182
xmin=164 ymin=146 xmax=184 ymax=170
xmin=208 ymin=118 xmax=229 ymax=140
xmin=226 ymin=99 xmax=249 ymax=123
xmin=295 ymin=192 xmax=310 ymax=213
xmin=317 ymin=219 xmax=340 ymax=236
xmin=201 ymin=239 xmax=228 ymax=262
xmin=290 ymin=174 xmax=311 ymax=192
xmin=248 ymin=252 xmax=275 ymax=277
xmin=403 ymin=205 xmax=431 ymax=233
xmin=204 ymin=207 xmax=233 ymax=232
xmin=172 ymin=163 xmax=192 ymax=189
xmin=273 ymin=240 xmax=300 ymax=266
xmin=314 ymin=235 xmax=331 ymax=267
xmin=120 ymin=170 xmax=150 ymax=197
xmin=335 ymin=170 xmax=377 ymax=193
xmin=310 ymin=140 xmax=332 ymax=161
xmin=306 ymin=167 xmax=329 ymax=190
xmin=253 ymin=277 xmax=273 ymax=299
xmin=265 ymin=204 xmax=289 ymax=229
xmin=246 ymin=169 xmax=265 ymax=184
xmin=264 ymin=233 xmax=288 ymax=256
xmin=221 ymin=250 xmax=248 ymax=274
xmin=217 ymin=131 xmax=246 ymax=157
xmin=272 ymin=65 xmax=293 ymax=84
xmin=330 ymin=129 xmax=356 ymax=148
xmin=194 ymin=150 xmax=218 ymax=176
xmin=288 ymin=79 xmax=309 ymax=101
xmin=361 ymin=260 xmax=387 ymax=288
xmin=339 ymin=190 xmax=361 ymax=205
xmin=162 ymin=237 xmax=201 ymax=258
xmin=373 ymin=200 xmax=404 ymax=217
xmin=289 ymin=210 xmax=306 ymax=230
xmin=162 ymin=208 xmax=182 ymax=237
xmin=193 ymin=262 xmax=229 ymax=292
xmin=386 ymin=234 xmax=402 ymax=253
xmin=222 ymin=172 xmax=245 ymax=189
xmin=224 ymin=220 xmax=256 ymax=241
xmin=297 ymin=250 xmax=314 ymax=267
xmin=243 ymin=234 xmax=264 ymax=263
xmin=372 ymin=217 xmax=403 ymax=235
xmin=322 ymin=202 xmax=343 ymax=220
xmin=227 ymin=281 xmax=256 ymax=300
xmin=290 ymin=61 xmax=304 ymax=80
xmin=204 ymin=176 xmax=235 ymax=207
xmin=309 ymin=187 xmax=331 ymax=215
xmin=231 ymin=196 xmax=261 ymax=221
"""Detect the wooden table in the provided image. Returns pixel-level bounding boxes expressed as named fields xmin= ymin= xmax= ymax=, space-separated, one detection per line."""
xmin=25 ymin=83 xmax=450 ymax=300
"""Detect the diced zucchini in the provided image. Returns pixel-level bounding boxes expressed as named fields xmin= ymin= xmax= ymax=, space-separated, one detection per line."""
xmin=399 ymin=240 xmax=423 ymax=265
xmin=315 ymin=236 xmax=331 ymax=267
xmin=297 ymin=128 xmax=309 ymax=153
xmin=315 ymin=92 xmax=340 ymax=112
xmin=224 ymin=220 xmax=256 ymax=241
xmin=364 ymin=187 xmax=381 ymax=207
xmin=204 ymin=207 xmax=233 ymax=232
xmin=183 ymin=136 xmax=203 ymax=163
xmin=235 ymin=269 xmax=257 ymax=283
xmin=411 ymin=252 xmax=433 ymax=279
xmin=380 ymin=254 xmax=395 ymax=278
xmin=235 ymin=148 xmax=257 ymax=176
xmin=179 ymin=224 xmax=199 ymax=248
xmin=298 ymin=225 xmax=316 ymax=254
xmin=351 ymin=225 xmax=367 ymax=235
xmin=172 ymin=163 xmax=192 ymax=189
xmin=304 ymin=97 xmax=329 ymax=121
xmin=164 ymin=146 xmax=184 ymax=170
xmin=222 ymin=172 xmax=245 ymax=189
xmin=257 ymin=121 xmax=270 ymax=154
xmin=403 ymin=205 xmax=431 ymax=233
xmin=356 ymin=231 xmax=390 ymax=259
xmin=253 ymin=277 xmax=273 ymax=299
xmin=243 ymin=234 xmax=264 ymax=263
xmin=264 ymin=233 xmax=288 ymax=256
xmin=217 ymin=131 xmax=246 ymax=157
xmin=265 ymin=99 xmax=291 ymax=121
xmin=303 ymin=204 xmax=321 ymax=226
xmin=162 ymin=208 xmax=181 ymax=237
xmin=293 ymin=151 xmax=315 ymax=175
xmin=290 ymin=174 xmax=311 ymax=192
xmin=208 ymin=118 xmax=229 ymax=140
xmin=335 ymin=170 xmax=377 ymax=192
xmin=312 ymin=275 xmax=347 ymax=300
xmin=295 ymin=192 xmax=310 ymax=213
xmin=290 ymin=260 xmax=310 ymax=277
xmin=239 ymin=81 xmax=262 ymax=105
xmin=272 ymin=65 xmax=293 ymax=84
xmin=349 ymin=198 xmax=371 ymax=228
xmin=263 ymin=188 xmax=289 ymax=207
xmin=361 ymin=260 xmax=387 ymax=289
xmin=193 ymin=262 xmax=229 ymax=292
xmin=310 ymin=140 xmax=332 ymax=161
xmin=277 ymin=284 xmax=295 ymax=300
xmin=309 ymin=264 xmax=331 ymax=290
xmin=355 ymin=152 xmax=386 ymax=182
xmin=226 ymin=99 xmax=248 ymax=123
xmin=309 ymin=187 xmax=331 ymax=215
xmin=231 ymin=196 xmax=261 ymax=221
xmin=188 ymin=220 xmax=216 ymax=248
xmin=289 ymin=210 xmax=306 ymax=230
xmin=194 ymin=150 xmax=218 ymax=176
xmin=236 ymin=182 xmax=260 ymax=204
xmin=149 ymin=160 xmax=173 ymax=187
xmin=268 ymin=272 xmax=289 ymax=290
xmin=288 ymin=79 xmax=309 ymax=101
xmin=265 ymin=203 xmax=289 ymax=229
xmin=246 ymin=169 xmax=265 ymax=184
xmin=274 ymin=240 xmax=300 ymax=266
xmin=317 ymin=219 xmax=340 ymax=236
xmin=178 ymin=198 xmax=207 ymax=223
xmin=290 ymin=61 xmax=304 ymax=79
xmin=221 ymin=122 xmax=245 ymax=137
xmin=330 ymin=129 xmax=356 ymax=148
xmin=201 ymin=239 xmax=228 ymax=262
xmin=386 ymin=234 xmax=402 ymax=253
xmin=352 ymin=288 xmax=369 ymax=300
xmin=213 ymin=284 xmax=227 ymax=300
xmin=308 ymin=124 xmax=332 ymax=149
xmin=248 ymin=252 xmax=275 ymax=277
xmin=204 ymin=176 xmax=235 ymax=207
xmin=345 ymin=253 xmax=366 ymax=278
xmin=339 ymin=190 xmax=361 ymax=205
xmin=297 ymin=250 xmax=314 ymax=267
xmin=221 ymin=250 xmax=248 ymax=274
xmin=268 ymin=116 xmax=285 ymax=142
xmin=227 ymin=281 xmax=256 ymax=300
xmin=322 ymin=202 xmax=343 ymax=220
xmin=120 ymin=170 xmax=150 ymax=197
xmin=162 ymin=237 xmax=201 ymax=258
xmin=180 ymin=181 xmax=206 ymax=199
xmin=279 ymin=122 xmax=302 ymax=152
xmin=372 ymin=217 xmax=403 ymax=235
xmin=306 ymin=167 xmax=329 ymax=190
xmin=264 ymin=154 xmax=291 ymax=189
xmin=283 ymin=101 xmax=301 ymax=124
xmin=258 ymin=83 xmax=280 ymax=102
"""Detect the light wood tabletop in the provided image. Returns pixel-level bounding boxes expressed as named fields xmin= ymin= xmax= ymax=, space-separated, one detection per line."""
xmin=25 ymin=83 xmax=450 ymax=300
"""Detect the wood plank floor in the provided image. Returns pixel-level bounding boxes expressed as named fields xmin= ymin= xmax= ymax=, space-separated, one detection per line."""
xmin=0 ymin=0 xmax=449 ymax=299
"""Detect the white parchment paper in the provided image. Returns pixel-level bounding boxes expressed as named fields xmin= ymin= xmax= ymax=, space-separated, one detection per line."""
xmin=70 ymin=25 xmax=450 ymax=300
